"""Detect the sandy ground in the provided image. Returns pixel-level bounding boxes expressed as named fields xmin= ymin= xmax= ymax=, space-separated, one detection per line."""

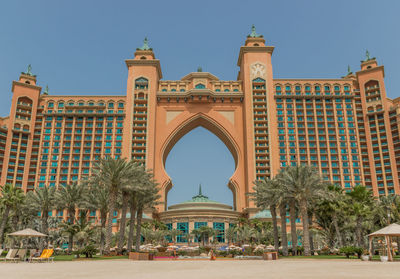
xmin=0 ymin=259 xmax=399 ymax=279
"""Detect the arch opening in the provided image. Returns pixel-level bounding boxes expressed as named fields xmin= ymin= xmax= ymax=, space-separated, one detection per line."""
xmin=165 ymin=127 xmax=236 ymax=208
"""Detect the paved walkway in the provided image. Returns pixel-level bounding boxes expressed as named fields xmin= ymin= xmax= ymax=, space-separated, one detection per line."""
xmin=0 ymin=259 xmax=399 ymax=279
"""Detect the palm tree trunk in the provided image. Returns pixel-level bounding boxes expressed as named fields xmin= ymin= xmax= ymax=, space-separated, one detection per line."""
xmin=356 ymin=216 xmax=363 ymax=248
xmin=289 ymin=199 xmax=297 ymax=255
xmin=308 ymin=212 xmax=314 ymax=254
xmin=100 ymin=211 xmax=107 ymax=255
xmin=68 ymin=210 xmax=75 ymax=252
xmin=127 ymin=202 xmax=137 ymax=252
xmin=270 ymin=205 xmax=279 ymax=251
xmin=332 ymin=212 xmax=343 ymax=247
xmin=105 ymin=188 xmax=117 ymax=254
xmin=300 ymin=198 xmax=311 ymax=256
xmin=135 ymin=206 xmax=143 ymax=251
xmin=0 ymin=206 xmax=10 ymax=245
xmin=117 ymin=192 xmax=129 ymax=254
xmin=280 ymin=203 xmax=288 ymax=256
xmin=11 ymin=214 xmax=19 ymax=248
xmin=41 ymin=212 xmax=49 ymax=250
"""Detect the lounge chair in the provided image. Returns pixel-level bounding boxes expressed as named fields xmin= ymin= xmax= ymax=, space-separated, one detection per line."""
xmin=30 ymin=249 xmax=54 ymax=263
xmin=3 ymin=249 xmax=19 ymax=262
xmin=15 ymin=249 xmax=27 ymax=262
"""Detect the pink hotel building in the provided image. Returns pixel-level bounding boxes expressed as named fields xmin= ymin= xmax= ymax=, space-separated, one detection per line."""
xmin=0 ymin=27 xmax=399 ymax=220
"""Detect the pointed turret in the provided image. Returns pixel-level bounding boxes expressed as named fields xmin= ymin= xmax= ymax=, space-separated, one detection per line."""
xmin=360 ymin=49 xmax=378 ymax=71
xmin=243 ymin=24 xmax=266 ymax=47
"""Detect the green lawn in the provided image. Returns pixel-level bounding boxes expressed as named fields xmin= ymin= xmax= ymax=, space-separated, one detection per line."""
xmin=54 ymin=255 xmax=128 ymax=261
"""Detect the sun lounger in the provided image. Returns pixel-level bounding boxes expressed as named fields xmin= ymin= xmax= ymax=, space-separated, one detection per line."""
xmin=15 ymin=249 xmax=27 ymax=262
xmin=3 ymin=249 xmax=19 ymax=262
xmin=30 ymin=249 xmax=54 ymax=263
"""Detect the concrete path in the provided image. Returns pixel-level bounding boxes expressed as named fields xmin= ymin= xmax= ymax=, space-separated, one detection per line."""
xmin=0 ymin=259 xmax=399 ymax=279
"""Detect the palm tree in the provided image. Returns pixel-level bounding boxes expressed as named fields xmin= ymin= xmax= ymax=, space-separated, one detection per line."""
xmin=315 ymin=184 xmax=346 ymax=248
xmin=192 ymin=226 xmax=216 ymax=246
xmin=83 ymin=181 xmax=109 ymax=255
xmin=89 ymin=157 xmax=139 ymax=254
xmin=274 ymin=175 xmax=289 ymax=256
xmin=376 ymin=194 xmax=400 ymax=226
xmin=0 ymin=184 xmax=25 ymax=246
xmin=252 ymin=177 xmax=281 ymax=251
xmin=117 ymin=162 xmax=144 ymax=254
xmin=25 ymin=185 xmax=57 ymax=248
xmin=55 ymin=181 xmax=87 ymax=251
xmin=287 ymin=197 xmax=298 ymax=255
xmin=278 ymin=201 xmax=289 ymax=256
xmin=167 ymin=229 xmax=181 ymax=244
xmin=278 ymin=165 xmax=326 ymax=256
xmin=135 ymin=177 xmax=160 ymax=251
xmin=236 ymin=225 xmax=256 ymax=245
xmin=126 ymin=193 xmax=137 ymax=252
xmin=347 ymin=185 xmax=374 ymax=248
xmin=225 ymin=225 xmax=237 ymax=245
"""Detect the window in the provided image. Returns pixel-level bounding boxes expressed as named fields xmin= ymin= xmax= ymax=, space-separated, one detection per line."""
xmin=177 ymin=222 xmax=188 ymax=243
xmin=213 ymin=222 xmax=225 ymax=243
xmin=195 ymin=83 xmax=205 ymax=89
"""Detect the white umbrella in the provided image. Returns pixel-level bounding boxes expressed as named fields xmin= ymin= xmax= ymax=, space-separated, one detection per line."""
xmin=8 ymin=228 xmax=47 ymax=237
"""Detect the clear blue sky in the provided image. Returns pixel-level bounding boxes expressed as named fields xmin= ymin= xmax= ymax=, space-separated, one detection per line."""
xmin=1 ymin=0 xmax=399 ymax=206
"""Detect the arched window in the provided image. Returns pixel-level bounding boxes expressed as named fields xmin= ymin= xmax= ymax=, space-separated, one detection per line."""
xmin=195 ymin=83 xmax=205 ymax=89
xmin=253 ymin=78 xmax=265 ymax=83
xmin=135 ymin=77 xmax=148 ymax=89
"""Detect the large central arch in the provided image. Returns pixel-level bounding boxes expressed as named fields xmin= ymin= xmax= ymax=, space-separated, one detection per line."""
xmin=151 ymin=99 xmax=249 ymax=213
xmin=162 ymin=113 xmax=239 ymax=210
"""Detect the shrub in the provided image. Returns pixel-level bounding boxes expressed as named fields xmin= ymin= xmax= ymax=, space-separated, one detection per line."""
xmin=353 ymin=247 xmax=363 ymax=259
xmin=229 ymin=249 xmax=242 ymax=256
xmin=199 ymin=247 xmax=207 ymax=254
xmin=217 ymin=250 xmax=229 ymax=257
xmin=80 ymin=245 xmax=98 ymax=258
xmin=339 ymin=246 xmax=356 ymax=258
xmin=176 ymin=250 xmax=187 ymax=256
xmin=297 ymin=246 xmax=304 ymax=255
xmin=243 ymin=247 xmax=253 ymax=255
xmin=319 ymin=246 xmax=331 ymax=255
xmin=253 ymin=249 xmax=264 ymax=256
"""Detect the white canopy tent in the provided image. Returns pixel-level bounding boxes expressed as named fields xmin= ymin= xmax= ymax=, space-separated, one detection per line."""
xmin=8 ymin=228 xmax=47 ymax=237
xmin=368 ymin=223 xmax=400 ymax=261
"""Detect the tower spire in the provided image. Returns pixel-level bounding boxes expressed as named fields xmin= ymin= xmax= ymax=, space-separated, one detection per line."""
xmin=43 ymin=85 xmax=49 ymax=95
xmin=137 ymin=37 xmax=152 ymax=51
xmin=22 ymin=64 xmax=36 ymax=77
xmin=199 ymin=184 xmax=202 ymax=195
xmin=248 ymin=24 xmax=263 ymax=38
xmin=347 ymin=65 xmax=352 ymax=75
